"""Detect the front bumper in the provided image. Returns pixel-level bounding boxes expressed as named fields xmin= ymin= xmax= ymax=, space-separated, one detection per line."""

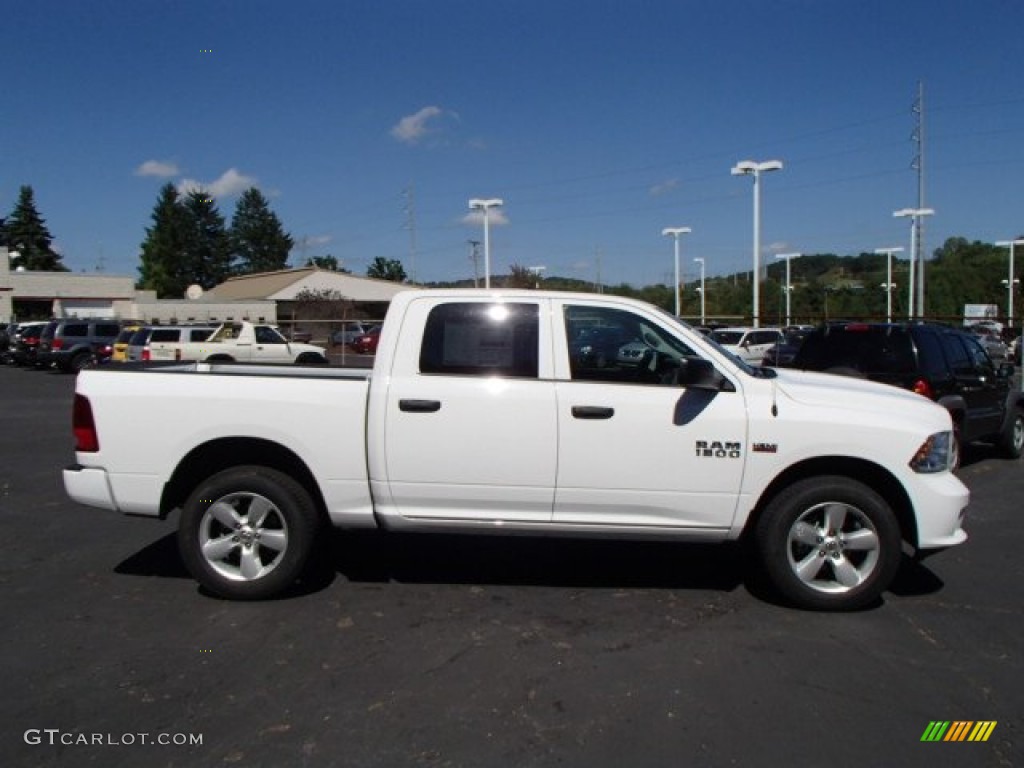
xmin=910 ymin=470 xmax=970 ymax=550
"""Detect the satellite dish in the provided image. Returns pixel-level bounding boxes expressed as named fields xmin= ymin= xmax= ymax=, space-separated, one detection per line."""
xmin=185 ymin=284 xmax=204 ymax=300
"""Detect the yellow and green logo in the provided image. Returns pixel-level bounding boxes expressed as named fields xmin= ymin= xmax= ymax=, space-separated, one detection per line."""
xmin=921 ymin=721 xmax=997 ymax=742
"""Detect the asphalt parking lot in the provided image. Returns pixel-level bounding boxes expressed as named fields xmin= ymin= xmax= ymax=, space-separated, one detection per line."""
xmin=1 ymin=364 xmax=1021 ymax=768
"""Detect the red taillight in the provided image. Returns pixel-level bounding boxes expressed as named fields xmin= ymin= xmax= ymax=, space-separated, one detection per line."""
xmin=912 ymin=379 xmax=934 ymax=399
xmin=52 ymin=338 xmax=64 ymax=350
xmin=142 ymin=349 xmax=151 ymax=361
xmin=72 ymin=394 xmax=100 ymax=452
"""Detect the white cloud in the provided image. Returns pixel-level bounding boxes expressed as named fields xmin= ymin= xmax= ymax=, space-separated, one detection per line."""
xmin=649 ymin=178 xmax=679 ymax=197
xmin=302 ymin=235 xmax=332 ymax=247
xmin=462 ymin=208 xmax=509 ymax=227
xmin=390 ymin=106 xmax=444 ymax=144
xmin=176 ymin=168 xmax=258 ymax=199
xmin=135 ymin=160 xmax=179 ymax=177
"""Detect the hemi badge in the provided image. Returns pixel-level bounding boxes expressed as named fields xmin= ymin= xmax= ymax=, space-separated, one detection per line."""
xmin=752 ymin=443 xmax=778 ymax=453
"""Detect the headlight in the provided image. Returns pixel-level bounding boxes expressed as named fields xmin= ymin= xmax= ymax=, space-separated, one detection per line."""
xmin=909 ymin=431 xmax=953 ymax=473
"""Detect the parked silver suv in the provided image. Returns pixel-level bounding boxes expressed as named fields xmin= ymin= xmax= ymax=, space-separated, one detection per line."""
xmin=36 ymin=319 xmax=124 ymax=372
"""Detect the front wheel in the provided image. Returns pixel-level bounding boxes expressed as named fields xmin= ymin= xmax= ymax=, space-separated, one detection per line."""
xmin=755 ymin=476 xmax=902 ymax=611
xmin=997 ymin=409 xmax=1024 ymax=459
xmin=178 ymin=466 xmax=322 ymax=600
xmin=294 ymin=352 xmax=328 ymax=365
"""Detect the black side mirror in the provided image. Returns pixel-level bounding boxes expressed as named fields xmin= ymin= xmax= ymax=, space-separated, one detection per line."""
xmin=675 ymin=357 xmax=734 ymax=392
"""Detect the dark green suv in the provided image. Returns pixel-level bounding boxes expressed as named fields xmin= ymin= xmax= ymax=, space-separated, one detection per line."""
xmin=792 ymin=322 xmax=1024 ymax=464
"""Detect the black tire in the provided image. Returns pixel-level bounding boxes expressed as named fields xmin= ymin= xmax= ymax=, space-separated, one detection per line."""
xmin=294 ymin=352 xmax=328 ymax=365
xmin=996 ymin=409 xmax=1024 ymax=459
xmin=755 ymin=476 xmax=902 ymax=611
xmin=178 ymin=466 xmax=322 ymax=600
xmin=70 ymin=351 xmax=96 ymax=373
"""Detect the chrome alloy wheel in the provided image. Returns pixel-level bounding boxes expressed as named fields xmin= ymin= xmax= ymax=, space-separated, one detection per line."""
xmin=198 ymin=492 xmax=289 ymax=582
xmin=786 ymin=501 xmax=881 ymax=595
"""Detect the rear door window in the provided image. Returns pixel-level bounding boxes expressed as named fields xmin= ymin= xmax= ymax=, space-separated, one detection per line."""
xmin=940 ymin=333 xmax=973 ymax=377
xmin=150 ymin=328 xmax=182 ymax=342
xmin=62 ymin=324 xmax=88 ymax=337
xmin=420 ymin=302 xmax=539 ymax=378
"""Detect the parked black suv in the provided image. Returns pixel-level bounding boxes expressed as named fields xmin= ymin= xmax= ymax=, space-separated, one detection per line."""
xmin=7 ymin=321 xmax=49 ymax=366
xmin=792 ymin=322 xmax=1024 ymax=464
xmin=36 ymin=319 xmax=124 ymax=372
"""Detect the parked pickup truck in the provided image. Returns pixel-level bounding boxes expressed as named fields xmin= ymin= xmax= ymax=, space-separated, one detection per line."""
xmin=147 ymin=321 xmax=328 ymax=364
xmin=64 ymin=290 xmax=969 ymax=610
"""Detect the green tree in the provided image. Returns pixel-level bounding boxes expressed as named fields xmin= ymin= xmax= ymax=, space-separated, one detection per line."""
xmin=229 ymin=187 xmax=293 ymax=275
xmin=181 ymin=190 xmax=232 ymax=290
xmin=366 ymin=257 xmax=407 ymax=282
xmin=505 ymin=264 xmax=538 ymax=289
xmin=305 ymin=255 xmax=350 ymax=273
xmin=5 ymin=186 xmax=67 ymax=271
xmin=138 ymin=183 xmax=190 ymax=297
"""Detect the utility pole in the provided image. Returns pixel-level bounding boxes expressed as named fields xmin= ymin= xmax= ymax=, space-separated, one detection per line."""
xmin=467 ymin=239 xmax=481 ymax=287
xmin=403 ymin=184 xmax=417 ymax=283
xmin=911 ymin=81 xmax=927 ymax=316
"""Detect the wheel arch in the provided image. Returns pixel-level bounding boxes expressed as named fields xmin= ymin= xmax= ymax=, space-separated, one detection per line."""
xmin=160 ymin=437 xmax=328 ymax=523
xmin=745 ymin=456 xmax=917 ymax=546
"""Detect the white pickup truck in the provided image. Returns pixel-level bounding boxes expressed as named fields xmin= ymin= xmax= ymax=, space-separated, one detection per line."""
xmin=147 ymin=321 xmax=328 ymax=364
xmin=64 ymin=290 xmax=969 ymax=610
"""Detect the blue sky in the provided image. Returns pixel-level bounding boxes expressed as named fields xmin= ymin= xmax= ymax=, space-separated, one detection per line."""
xmin=3 ymin=0 xmax=1023 ymax=289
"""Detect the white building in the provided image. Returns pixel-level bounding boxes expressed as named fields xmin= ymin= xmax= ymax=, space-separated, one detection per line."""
xmin=0 ymin=247 xmax=274 ymax=324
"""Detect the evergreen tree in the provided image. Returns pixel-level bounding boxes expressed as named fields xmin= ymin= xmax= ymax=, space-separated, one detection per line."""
xmin=366 ymin=257 xmax=407 ymax=282
xmin=182 ymin=190 xmax=233 ymax=290
xmin=305 ymin=255 xmax=350 ymax=273
xmin=0 ymin=216 xmax=7 ymax=248
xmin=229 ymin=187 xmax=293 ymax=275
xmin=5 ymin=186 xmax=67 ymax=271
xmin=138 ymin=183 xmax=191 ymax=297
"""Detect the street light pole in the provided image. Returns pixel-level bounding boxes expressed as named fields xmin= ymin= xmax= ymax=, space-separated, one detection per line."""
xmin=874 ymin=247 xmax=904 ymax=323
xmin=693 ymin=257 xmax=706 ymax=325
xmin=732 ymin=160 xmax=783 ymax=328
xmin=661 ymin=227 xmax=691 ymax=317
xmin=774 ymin=252 xmax=800 ymax=326
xmin=995 ymin=239 xmax=1024 ymax=328
xmin=468 ymin=198 xmax=504 ymax=289
xmin=894 ymin=208 xmax=934 ymax=319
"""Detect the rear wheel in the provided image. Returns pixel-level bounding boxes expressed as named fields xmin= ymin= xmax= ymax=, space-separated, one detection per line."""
xmin=755 ymin=476 xmax=902 ymax=611
xmin=70 ymin=351 xmax=96 ymax=373
xmin=178 ymin=466 xmax=322 ymax=600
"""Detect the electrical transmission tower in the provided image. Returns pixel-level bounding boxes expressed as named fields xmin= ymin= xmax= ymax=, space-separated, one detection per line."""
xmin=467 ymin=239 xmax=481 ymax=287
